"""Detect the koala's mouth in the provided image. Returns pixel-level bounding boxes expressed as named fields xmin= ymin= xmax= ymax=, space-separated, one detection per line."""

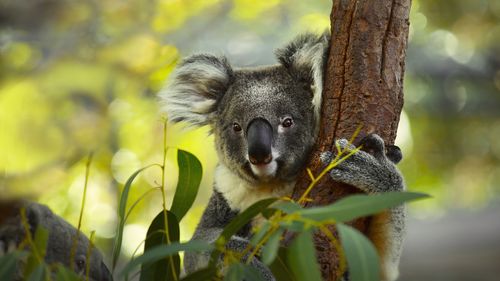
xmin=248 ymin=160 xmax=278 ymax=180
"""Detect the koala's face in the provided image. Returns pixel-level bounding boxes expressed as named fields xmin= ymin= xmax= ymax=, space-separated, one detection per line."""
xmin=213 ymin=67 xmax=316 ymax=184
xmin=160 ymin=33 xmax=328 ymax=186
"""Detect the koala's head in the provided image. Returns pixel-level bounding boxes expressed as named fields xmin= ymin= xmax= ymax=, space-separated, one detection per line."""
xmin=31 ymin=203 xmax=113 ymax=281
xmin=0 ymin=201 xmax=113 ymax=281
xmin=160 ymin=33 xmax=328 ymax=185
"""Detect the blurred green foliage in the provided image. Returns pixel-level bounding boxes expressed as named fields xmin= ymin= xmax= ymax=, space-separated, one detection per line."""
xmin=1 ymin=0 xmax=499 ymax=264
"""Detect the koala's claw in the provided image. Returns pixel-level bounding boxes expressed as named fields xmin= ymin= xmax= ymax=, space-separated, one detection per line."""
xmin=335 ymin=139 xmax=356 ymax=153
xmin=386 ymin=145 xmax=402 ymax=164
xmin=320 ymin=139 xmax=358 ymax=167
xmin=360 ymin=134 xmax=385 ymax=155
xmin=320 ymin=151 xmax=333 ymax=165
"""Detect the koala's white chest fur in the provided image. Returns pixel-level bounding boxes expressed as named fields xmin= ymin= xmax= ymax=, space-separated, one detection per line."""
xmin=214 ymin=164 xmax=295 ymax=211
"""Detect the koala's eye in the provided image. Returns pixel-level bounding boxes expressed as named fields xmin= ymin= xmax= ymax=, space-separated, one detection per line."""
xmin=75 ymin=255 xmax=86 ymax=272
xmin=281 ymin=117 xmax=294 ymax=128
xmin=232 ymin=122 xmax=242 ymax=132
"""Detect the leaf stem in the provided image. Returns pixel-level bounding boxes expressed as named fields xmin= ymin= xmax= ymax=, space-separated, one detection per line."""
xmin=20 ymin=208 xmax=43 ymax=263
xmin=70 ymin=153 xmax=93 ymax=271
xmin=85 ymin=231 xmax=96 ymax=281
xmin=160 ymin=120 xmax=178 ymax=281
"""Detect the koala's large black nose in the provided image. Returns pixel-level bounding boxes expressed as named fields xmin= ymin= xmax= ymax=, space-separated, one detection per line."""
xmin=247 ymin=118 xmax=273 ymax=165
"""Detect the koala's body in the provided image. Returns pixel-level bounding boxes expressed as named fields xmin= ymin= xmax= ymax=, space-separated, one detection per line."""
xmin=0 ymin=200 xmax=113 ymax=281
xmin=160 ymin=33 xmax=405 ymax=281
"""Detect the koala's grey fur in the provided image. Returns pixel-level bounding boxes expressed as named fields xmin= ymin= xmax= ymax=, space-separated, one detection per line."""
xmin=183 ymin=190 xmax=275 ymax=280
xmin=0 ymin=200 xmax=113 ymax=281
xmin=160 ymin=33 xmax=405 ymax=281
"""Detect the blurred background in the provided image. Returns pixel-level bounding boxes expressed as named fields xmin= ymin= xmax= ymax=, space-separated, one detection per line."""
xmin=0 ymin=0 xmax=499 ymax=280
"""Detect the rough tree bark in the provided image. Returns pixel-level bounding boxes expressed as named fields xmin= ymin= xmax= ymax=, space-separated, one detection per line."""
xmin=290 ymin=0 xmax=410 ymax=280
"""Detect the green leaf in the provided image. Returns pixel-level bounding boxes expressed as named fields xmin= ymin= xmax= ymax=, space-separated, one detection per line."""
xmin=170 ymin=150 xmax=203 ymax=222
xmin=260 ymin=207 xmax=279 ymax=219
xmin=180 ymin=266 xmax=217 ymax=281
xmin=112 ymin=164 xmax=158 ymax=270
xmin=272 ymin=201 xmax=302 ymax=214
xmin=224 ymin=263 xmax=244 ymax=281
xmin=241 ymin=263 xmax=267 ymax=281
xmin=338 ymin=223 xmax=379 ymax=281
xmin=140 ymin=210 xmax=180 ymax=281
xmin=209 ymin=198 xmax=277 ymax=264
xmin=218 ymin=198 xmax=276 ymax=243
xmin=268 ymin=248 xmax=296 ymax=281
xmin=33 ymin=226 xmax=49 ymax=258
xmin=0 ymin=251 xmax=27 ymax=281
xmin=224 ymin=263 xmax=266 ymax=281
xmin=287 ymin=230 xmax=322 ymax=281
xmin=299 ymin=192 xmax=429 ymax=222
xmin=27 ymin=264 xmax=45 ymax=281
xmin=278 ymin=221 xmax=305 ymax=232
xmin=25 ymin=226 xmax=49 ymax=277
xmin=120 ymin=240 xmax=213 ymax=277
xmin=261 ymin=229 xmax=283 ymax=265
xmin=54 ymin=265 xmax=82 ymax=281
xmin=250 ymin=222 xmax=270 ymax=247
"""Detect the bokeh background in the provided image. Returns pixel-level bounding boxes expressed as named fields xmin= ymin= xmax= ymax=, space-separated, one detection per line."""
xmin=1 ymin=0 xmax=499 ymax=280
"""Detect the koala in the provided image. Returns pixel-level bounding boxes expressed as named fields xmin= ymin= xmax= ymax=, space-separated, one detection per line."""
xmin=0 ymin=200 xmax=113 ymax=281
xmin=159 ymin=33 xmax=405 ymax=281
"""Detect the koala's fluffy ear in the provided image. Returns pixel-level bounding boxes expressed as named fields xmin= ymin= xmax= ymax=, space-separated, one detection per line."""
xmin=159 ymin=54 xmax=233 ymax=126
xmin=275 ymin=33 xmax=329 ymax=119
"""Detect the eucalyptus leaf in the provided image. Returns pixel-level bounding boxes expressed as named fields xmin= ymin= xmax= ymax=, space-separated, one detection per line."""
xmin=0 ymin=251 xmax=27 ymax=281
xmin=55 ymin=265 xmax=82 ymax=281
xmin=241 ymin=263 xmax=267 ymax=281
xmin=224 ymin=263 xmax=267 ymax=281
xmin=170 ymin=150 xmax=203 ymax=222
xmin=209 ymin=198 xmax=276 ymax=265
xmin=261 ymin=228 xmax=284 ymax=265
xmin=278 ymin=221 xmax=305 ymax=232
xmin=272 ymin=201 xmax=302 ymax=214
xmin=218 ymin=198 xmax=276 ymax=242
xmin=27 ymin=264 xmax=45 ymax=281
xmin=120 ymin=240 xmax=213 ymax=277
xmin=224 ymin=263 xmax=244 ymax=281
xmin=299 ymin=192 xmax=428 ymax=222
xmin=180 ymin=266 xmax=217 ymax=281
xmin=24 ymin=226 xmax=49 ymax=277
xmin=287 ymin=230 xmax=322 ymax=281
xmin=338 ymin=223 xmax=379 ymax=281
xmin=113 ymin=164 xmax=158 ymax=270
xmin=250 ymin=222 xmax=271 ymax=247
xmin=268 ymin=247 xmax=296 ymax=281
xmin=140 ymin=210 xmax=180 ymax=281
xmin=33 ymin=226 xmax=48 ymax=258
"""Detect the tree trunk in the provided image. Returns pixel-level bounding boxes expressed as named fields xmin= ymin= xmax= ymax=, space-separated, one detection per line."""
xmin=290 ymin=0 xmax=410 ymax=280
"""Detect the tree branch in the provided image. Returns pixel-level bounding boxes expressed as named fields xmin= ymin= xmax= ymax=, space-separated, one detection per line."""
xmin=290 ymin=0 xmax=411 ymax=279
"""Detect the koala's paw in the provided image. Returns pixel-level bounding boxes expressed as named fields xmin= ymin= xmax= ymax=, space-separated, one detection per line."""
xmin=322 ymin=134 xmax=404 ymax=193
